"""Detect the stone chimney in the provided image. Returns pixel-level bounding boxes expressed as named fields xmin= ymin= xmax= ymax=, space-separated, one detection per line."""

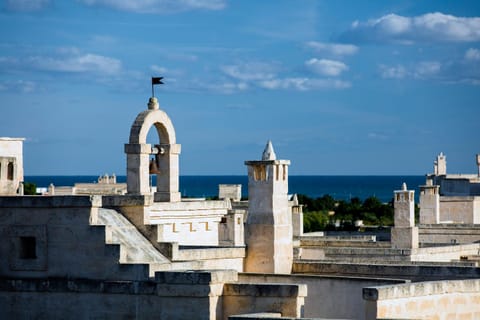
xmin=244 ymin=141 xmax=292 ymax=274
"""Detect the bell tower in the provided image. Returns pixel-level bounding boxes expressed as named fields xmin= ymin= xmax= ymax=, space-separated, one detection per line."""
xmin=125 ymin=97 xmax=181 ymax=202
xmin=244 ymin=141 xmax=293 ymax=274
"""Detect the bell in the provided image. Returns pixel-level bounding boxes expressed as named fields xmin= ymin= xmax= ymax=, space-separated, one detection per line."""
xmin=149 ymin=158 xmax=160 ymax=174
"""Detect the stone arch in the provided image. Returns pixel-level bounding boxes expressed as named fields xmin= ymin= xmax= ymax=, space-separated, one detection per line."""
xmin=128 ymin=109 xmax=176 ymax=145
xmin=125 ymin=98 xmax=181 ymax=202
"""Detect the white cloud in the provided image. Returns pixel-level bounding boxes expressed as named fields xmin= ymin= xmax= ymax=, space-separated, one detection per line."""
xmin=259 ymin=77 xmax=350 ymax=91
xmin=305 ymin=41 xmax=358 ymax=56
xmin=379 ymin=62 xmax=442 ymax=80
xmin=305 ymin=58 xmax=348 ymax=77
xmin=0 ymin=80 xmax=38 ymax=93
xmin=379 ymin=64 xmax=408 ymax=79
xmin=465 ymin=48 xmax=480 ymax=61
xmin=191 ymin=80 xmax=249 ymax=94
xmin=378 ymin=60 xmax=480 ymax=85
xmin=28 ymin=53 xmax=121 ymax=74
xmin=343 ymin=12 xmax=480 ymax=44
xmin=0 ymin=48 xmax=122 ymax=76
xmin=80 ymin=0 xmax=226 ymax=13
xmin=151 ymin=65 xmax=168 ymax=74
xmin=221 ymin=62 xmax=277 ymax=81
xmin=4 ymin=0 xmax=50 ymax=11
xmin=414 ymin=61 xmax=441 ymax=79
xmin=219 ymin=61 xmax=351 ymax=92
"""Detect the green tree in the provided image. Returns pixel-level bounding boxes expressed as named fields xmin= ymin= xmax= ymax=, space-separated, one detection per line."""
xmin=23 ymin=182 xmax=37 ymax=195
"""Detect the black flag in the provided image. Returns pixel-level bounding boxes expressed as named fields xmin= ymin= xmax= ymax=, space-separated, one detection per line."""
xmin=152 ymin=77 xmax=164 ymax=85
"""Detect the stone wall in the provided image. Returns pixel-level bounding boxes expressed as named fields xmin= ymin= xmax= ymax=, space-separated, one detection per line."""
xmin=419 ymin=224 xmax=480 ymax=245
xmin=293 ymin=261 xmax=480 ymax=281
xmin=238 ymin=273 xmax=404 ymax=320
xmin=363 ymin=279 xmax=480 ymax=320
xmin=0 ymin=138 xmax=24 ymax=195
xmin=150 ymin=200 xmax=229 ymax=246
xmin=439 ymin=196 xmax=480 ymax=223
xmin=0 ymin=270 xmax=306 ymax=320
xmin=0 ymin=196 xmax=149 ymax=281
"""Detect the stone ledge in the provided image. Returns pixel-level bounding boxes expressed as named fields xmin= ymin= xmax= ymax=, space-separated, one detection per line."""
xmin=293 ymin=261 xmax=480 ymax=281
xmin=0 ymin=272 xmax=239 ymax=296
xmin=224 ymin=283 xmax=307 ymax=297
xmin=155 ymin=269 xmax=238 ymax=284
xmin=103 ymin=195 xmax=153 ymax=207
xmin=363 ymin=278 xmax=480 ymax=301
xmin=0 ymin=195 xmax=102 ymax=208
xmin=0 ymin=278 xmax=155 ymax=295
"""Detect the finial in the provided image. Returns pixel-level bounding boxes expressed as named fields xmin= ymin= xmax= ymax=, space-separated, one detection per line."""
xmin=402 ymin=182 xmax=407 ymax=191
xmin=262 ymin=140 xmax=277 ymax=160
xmin=292 ymin=194 xmax=299 ymax=206
xmin=148 ymin=97 xmax=159 ymax=110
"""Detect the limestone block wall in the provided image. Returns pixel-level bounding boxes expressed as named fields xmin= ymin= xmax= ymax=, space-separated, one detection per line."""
xmin=222 ymin=282 xmax=306 ymax=320
xmin=0 ymin=270 xmax=307 ymax=319
xmin=0 ymin=138 xmax=24 ymax=195
xmin=149 ymin=200 xmax=229 ymax=246
xmin=219 ymin=209 xmax=245 ymax=247
xmin=293 ymin=261 xmax=480 ymax=281
xmin=363 ymin=279 xmax=480 ymax=320
xmin=439 ymin=196 xmax=478 ymax=223
xmin=0 ymin=196 xmax=149 ymax=281
xmin=238 ymin=273 xmax=404 ymax=320
xmin=410 ymin=243 xmax=480 ymax=262
xmin=219 ymin=184 xmax=242 ymax=201
xmin=419 ymin=224 xmax=480 ymax=244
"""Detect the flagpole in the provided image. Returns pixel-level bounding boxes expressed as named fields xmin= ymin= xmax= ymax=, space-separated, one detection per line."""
xmin=151 ymin=76 xmax=164 ymax=98
xmin=152 ymin=79 xmax=154 ymax=97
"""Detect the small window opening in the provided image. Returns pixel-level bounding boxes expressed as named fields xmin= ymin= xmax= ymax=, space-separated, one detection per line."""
xmin=19 ymin=236 xmax=36 ymax=259
xmin=7 ymin=162 xmax=14 ymax=180
xmin=220 ymin=217 xmax=227 ymax=224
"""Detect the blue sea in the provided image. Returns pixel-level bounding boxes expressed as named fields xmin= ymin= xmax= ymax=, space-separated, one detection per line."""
xmin=24 ymin=175 xmax=425 ymax=203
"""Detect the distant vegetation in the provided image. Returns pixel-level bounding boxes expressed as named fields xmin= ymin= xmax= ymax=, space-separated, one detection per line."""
xmin=298 ymin=194 xmax=394 ymax=232
xmin=23 ymin=182 xmax=37 ymax=195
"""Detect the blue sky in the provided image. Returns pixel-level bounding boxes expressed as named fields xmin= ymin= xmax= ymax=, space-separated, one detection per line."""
xmin=1 ymin=0 xmax=479 ymax=175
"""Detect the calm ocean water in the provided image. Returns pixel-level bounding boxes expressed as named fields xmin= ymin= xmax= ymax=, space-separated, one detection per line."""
xmin=24 ymin=175 xmax=425 ymax=203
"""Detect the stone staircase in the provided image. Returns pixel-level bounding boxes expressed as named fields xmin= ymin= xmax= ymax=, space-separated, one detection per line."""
xmin=96 ymin=208 xmax=170 ymax=265
xmin=93 ymin=208 xmax=245 ymax=276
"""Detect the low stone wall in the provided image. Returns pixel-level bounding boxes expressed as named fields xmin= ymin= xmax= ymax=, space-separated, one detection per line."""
xmin=239 ymin=273 xmax=405 ymax=320
xmin=223 ymin=283 xmax=307 ymax=320
xmin=293 ymin=261 xmax=480 ymax=281
xmin=420 ymin=224 xmax=480 ymax=245
xmin=363 ymin=279 xmax=480 ymax=320
xmin=0 ymin=270 xmax=306 ymax=320
xmin=439 ymin=196 xmax=479 ymax=224
xmin=0 ymin=196 xmax=151 ymax=281
xmin=411 ymin=243 xmax=480 ymax=262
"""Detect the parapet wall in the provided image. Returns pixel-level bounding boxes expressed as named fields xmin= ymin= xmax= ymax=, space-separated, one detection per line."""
xmin=439 ymin=196 xmax=480 ymax=223
xmin=420 ymin=224 xmax=480 ymax=245
xmin=239 ymin=273 xmax=405 ymax=320
xmin=0 ymin=196 xmax=149 ymax=281
xmin=0 ymin=270 xmax=306 ymax=320
xmin=363 ymin=279 xmax=480 ymax=320
xmin=293 ymin=261 xmax=480 ymax=281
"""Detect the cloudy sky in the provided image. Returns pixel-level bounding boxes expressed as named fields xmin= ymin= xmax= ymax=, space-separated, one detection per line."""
xmin=1 ymin=0 xmax=479 ymax=175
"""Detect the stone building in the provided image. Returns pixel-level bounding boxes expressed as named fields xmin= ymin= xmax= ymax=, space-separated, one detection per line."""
xmin=1 ymin=96 xmax=480 ymax=320
xmin=0 ymin=137 xmax=24 ymax=195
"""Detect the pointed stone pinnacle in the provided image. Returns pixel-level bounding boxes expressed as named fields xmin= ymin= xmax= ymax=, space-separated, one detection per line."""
xmin=262 ymin=140 xmax=277 ymax=160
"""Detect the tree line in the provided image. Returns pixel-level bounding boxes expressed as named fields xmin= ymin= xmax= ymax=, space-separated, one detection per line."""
xmin=298 ymin=194 xmax=394 ymax=232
